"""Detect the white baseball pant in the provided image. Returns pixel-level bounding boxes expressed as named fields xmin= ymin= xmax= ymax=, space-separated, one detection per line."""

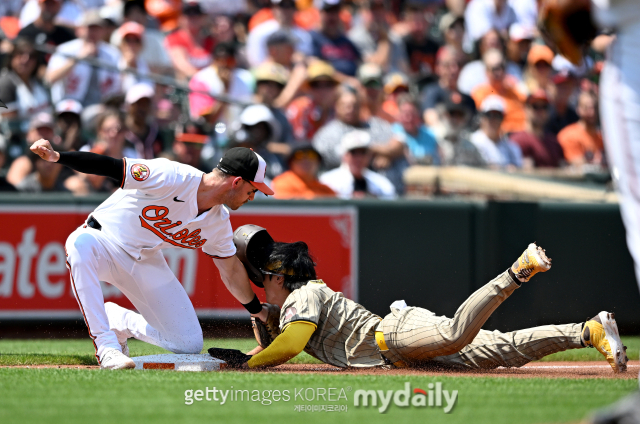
xmin=600 ymin=21 xmax=640 ymax=293
xmin=65 ymin=226 xmax=203 ymax=363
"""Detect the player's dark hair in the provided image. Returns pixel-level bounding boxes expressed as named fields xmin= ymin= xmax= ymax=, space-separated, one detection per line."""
xmin=267 ymin=241 xmax=317 ymax=291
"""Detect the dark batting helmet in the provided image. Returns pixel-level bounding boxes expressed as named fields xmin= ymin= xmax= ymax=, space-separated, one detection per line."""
xmin=233 ymin=224 xmax=274 ymax=288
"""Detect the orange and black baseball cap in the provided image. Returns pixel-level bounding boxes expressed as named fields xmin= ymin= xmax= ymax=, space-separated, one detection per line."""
xmin=217 ymin=147 xmax=274 ymax=195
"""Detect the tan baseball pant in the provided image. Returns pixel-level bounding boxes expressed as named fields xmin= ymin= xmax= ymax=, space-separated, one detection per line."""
xmin=379 ymin=270 xmax=584 ymax=367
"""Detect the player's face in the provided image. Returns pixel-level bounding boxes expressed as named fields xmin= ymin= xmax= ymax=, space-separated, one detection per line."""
xmin=226 ymin=178 xmax=258 ymax=210
xmin=262 ymin=274 xmax=285 ymax=305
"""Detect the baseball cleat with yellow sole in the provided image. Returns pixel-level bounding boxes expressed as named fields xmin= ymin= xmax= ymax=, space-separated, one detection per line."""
xmin=511 ymin=243 xmax=552 ymax=282
xmin=581 ymin=311 xmax=628 ymax=373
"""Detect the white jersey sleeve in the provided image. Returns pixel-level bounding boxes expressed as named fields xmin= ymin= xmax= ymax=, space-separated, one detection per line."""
xmin=122 ymin=158 xmax=177 ymax=197
xmin=200 ymin=206 xmax=236 ymax=259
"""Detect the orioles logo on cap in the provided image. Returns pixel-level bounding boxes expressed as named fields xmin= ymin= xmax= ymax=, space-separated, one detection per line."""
xmin=131 ymin=164 xmax=150 ymax=181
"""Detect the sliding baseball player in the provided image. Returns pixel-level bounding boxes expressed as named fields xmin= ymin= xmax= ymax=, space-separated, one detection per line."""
xmin=31 ymin=140 xmax=274 ymax=370
xmin=210 ymin=226 xmax=628 ymax=373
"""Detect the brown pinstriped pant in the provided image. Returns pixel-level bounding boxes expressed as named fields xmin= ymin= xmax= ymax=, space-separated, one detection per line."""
xmin=379 ymin=270 xmax=584 ymax=368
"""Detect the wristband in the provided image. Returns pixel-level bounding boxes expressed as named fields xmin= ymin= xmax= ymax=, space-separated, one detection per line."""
xmin=242 ymin=294 xmax=262 ymax=315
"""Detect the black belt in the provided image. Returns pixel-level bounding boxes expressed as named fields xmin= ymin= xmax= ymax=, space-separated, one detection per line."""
xmin=87 ymin=215 xmax=102 ymax=231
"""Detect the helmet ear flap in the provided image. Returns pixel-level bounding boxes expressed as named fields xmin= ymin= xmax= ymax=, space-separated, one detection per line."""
xmin=233 ymin=224 xmax=274 ymax=288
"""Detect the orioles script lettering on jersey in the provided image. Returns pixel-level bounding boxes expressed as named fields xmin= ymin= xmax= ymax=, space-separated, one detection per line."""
xmin=139 ymin=205 xmax=207 ymax=249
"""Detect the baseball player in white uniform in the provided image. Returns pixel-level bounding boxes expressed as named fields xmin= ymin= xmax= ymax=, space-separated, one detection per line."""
xmin=30 ymin=140 xmax=274 ymax=369
xmin=594 ymin=0 xmax=640 ymax=295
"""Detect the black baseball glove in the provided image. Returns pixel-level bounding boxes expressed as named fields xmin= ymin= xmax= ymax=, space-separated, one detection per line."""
xmin=208 ymin=348 xmax=252 ymax=368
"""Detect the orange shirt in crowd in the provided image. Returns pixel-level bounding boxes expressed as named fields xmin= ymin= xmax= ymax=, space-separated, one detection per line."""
xmin=272 ymin=170 xmax=336 ymax=199
xmin=381 ymin=99 xmax=399 ymax=121
xmin=286 ymin=96 xmax=333 ymax=141
xmin=557 ymin=122 xmax=604 ymax=164
xmin=472 ymin=81 xmax=527 ymax=133
xmin=146 ymin=0 xmax=182 ymax=32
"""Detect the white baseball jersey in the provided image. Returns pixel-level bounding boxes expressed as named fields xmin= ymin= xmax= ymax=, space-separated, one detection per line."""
xmin=91 ymin=158 xmax=236 ymax=261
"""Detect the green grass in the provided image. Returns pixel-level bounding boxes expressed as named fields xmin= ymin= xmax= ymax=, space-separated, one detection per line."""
xmin=0 ymin=338 xmax=323 ymax=366
xmin=540 ymin=336 xmax=640 ymax=362
xmin=0 ymin=338 xmax=638 ymax=424
xmin=0 ymin=368 xmax=636 ymax=424
xmin=1 ymin=337 xmax=638 ymax=366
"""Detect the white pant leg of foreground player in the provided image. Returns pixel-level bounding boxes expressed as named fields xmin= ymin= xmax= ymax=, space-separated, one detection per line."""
xmin=65 ymin=227 xmax=203 ymax=369
xmin=600 ymin=24 xmax=640 ymax=296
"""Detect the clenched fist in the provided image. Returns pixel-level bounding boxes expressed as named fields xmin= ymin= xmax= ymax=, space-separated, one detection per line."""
xmin=30 ymin=139 xmax=61 ymax=163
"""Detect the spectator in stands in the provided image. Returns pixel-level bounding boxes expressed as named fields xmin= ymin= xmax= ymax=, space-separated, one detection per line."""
xmin=0 ymin=37 xmax=51 ymax=122
xmin=253 ymin=62 xmax=296 ymax=145
xmin=247 ymin=0 xmax=312 ymax=68
xmin=320 ymin=129 xmax=396 ymax=199
xmin=212 ymin=15 xmax=239 ymax=47
xmin=17 ymin=0 xmax=75 ymax=59
xmin=7 ymin=111 xmax=58 ymax=186
xmin=124 ymin=83 xmax=164 ymax=159
xmin=557 ymin=90 xmax=604 ymax=167
xmin=505 ymin=23 xmax=534 ymax=71
xmin=116 ymin=22 xmax=154 ymax=93
xmin=263 ymin=31 xmax=309 ymax=109
xmin=523 ymin=44 xmax=554 ymax=97
xmin=265 ymin=30 xmax=298 ymax=70
xmin=172 ymin=122 xmax=210 ymax=172
xmin=313 ymin=85 xmax=407 ymax=193
xmin=83 ymin=109 xmax=138 ymax=192
xmin=164 ymin=2 xmax=214 ymax=81
xmin=458 ymin=29 xmax=523 ymax=95
xmin=0 ymin=135 xmax=17 ymax=191
xmin=464 ymin=0 xmax=517 ymax=43
xmin=145 ymin=0 xmax=182 ymax=33
xmin=472 ymin=48 xmax=527 ymax=133
xmin=398 ymin=2 xmax=440 ymax=77
xmin=347 ymin=0 xmax=408 ymax=74
xmin=91 ymin=109 xmax=137 ymax=158
xmin=188 ymin=42 xmax=254 ymax=137
xmin=545 ymin=70 xmax=579 ymax=136
xmin=231 ymin=104 xmax=286 ymax=179
xmin=470 ymin=95 xmax=522 ymax=170
xmin=381 ymin=72 xmax=409 ymax=120
xmin=310 ymin=0 xmax=361 ymax=77
xmin=111 ymin=0 xmax=172 ymax=75
xmin=14 ymin=113 xmax=87 ymax=194
xmin=55 ymin=98 xmax=85 ymax=151
xmin=286 ymin=61 xmax=338 ymax=141
xmin=421 ymin=45 xmax=476 ymax=127
xmin=357 ymin=63 xmax=395 ymax=122
xmin=272 ymin=144 xmax=336 ymax=199
xmin=45 ymin=10 xmax=121 ymax=106
xmin=436 ymin=91 xmax=486 ymax=167
xmin=509 ymin=90 xmax=564 ymax=169
xmin=392 ymin=94 xmax=440 ymax=165
xmin=439 ymin=12 xmax=466 ymax=60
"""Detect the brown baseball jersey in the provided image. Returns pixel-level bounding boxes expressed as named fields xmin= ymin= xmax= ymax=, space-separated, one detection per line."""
xmin=279 ymin=280 xmax=385 ymax=368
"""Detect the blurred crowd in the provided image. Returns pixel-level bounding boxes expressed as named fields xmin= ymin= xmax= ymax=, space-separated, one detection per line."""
xmin=0 ymin=0 xmax=612 ymax=199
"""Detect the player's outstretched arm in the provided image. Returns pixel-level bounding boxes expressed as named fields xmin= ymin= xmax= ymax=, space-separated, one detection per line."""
xmin=246 ymin=321 xmax=316 ymax=369
xmin=30 ymin=138 xmax=125 ymax=185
